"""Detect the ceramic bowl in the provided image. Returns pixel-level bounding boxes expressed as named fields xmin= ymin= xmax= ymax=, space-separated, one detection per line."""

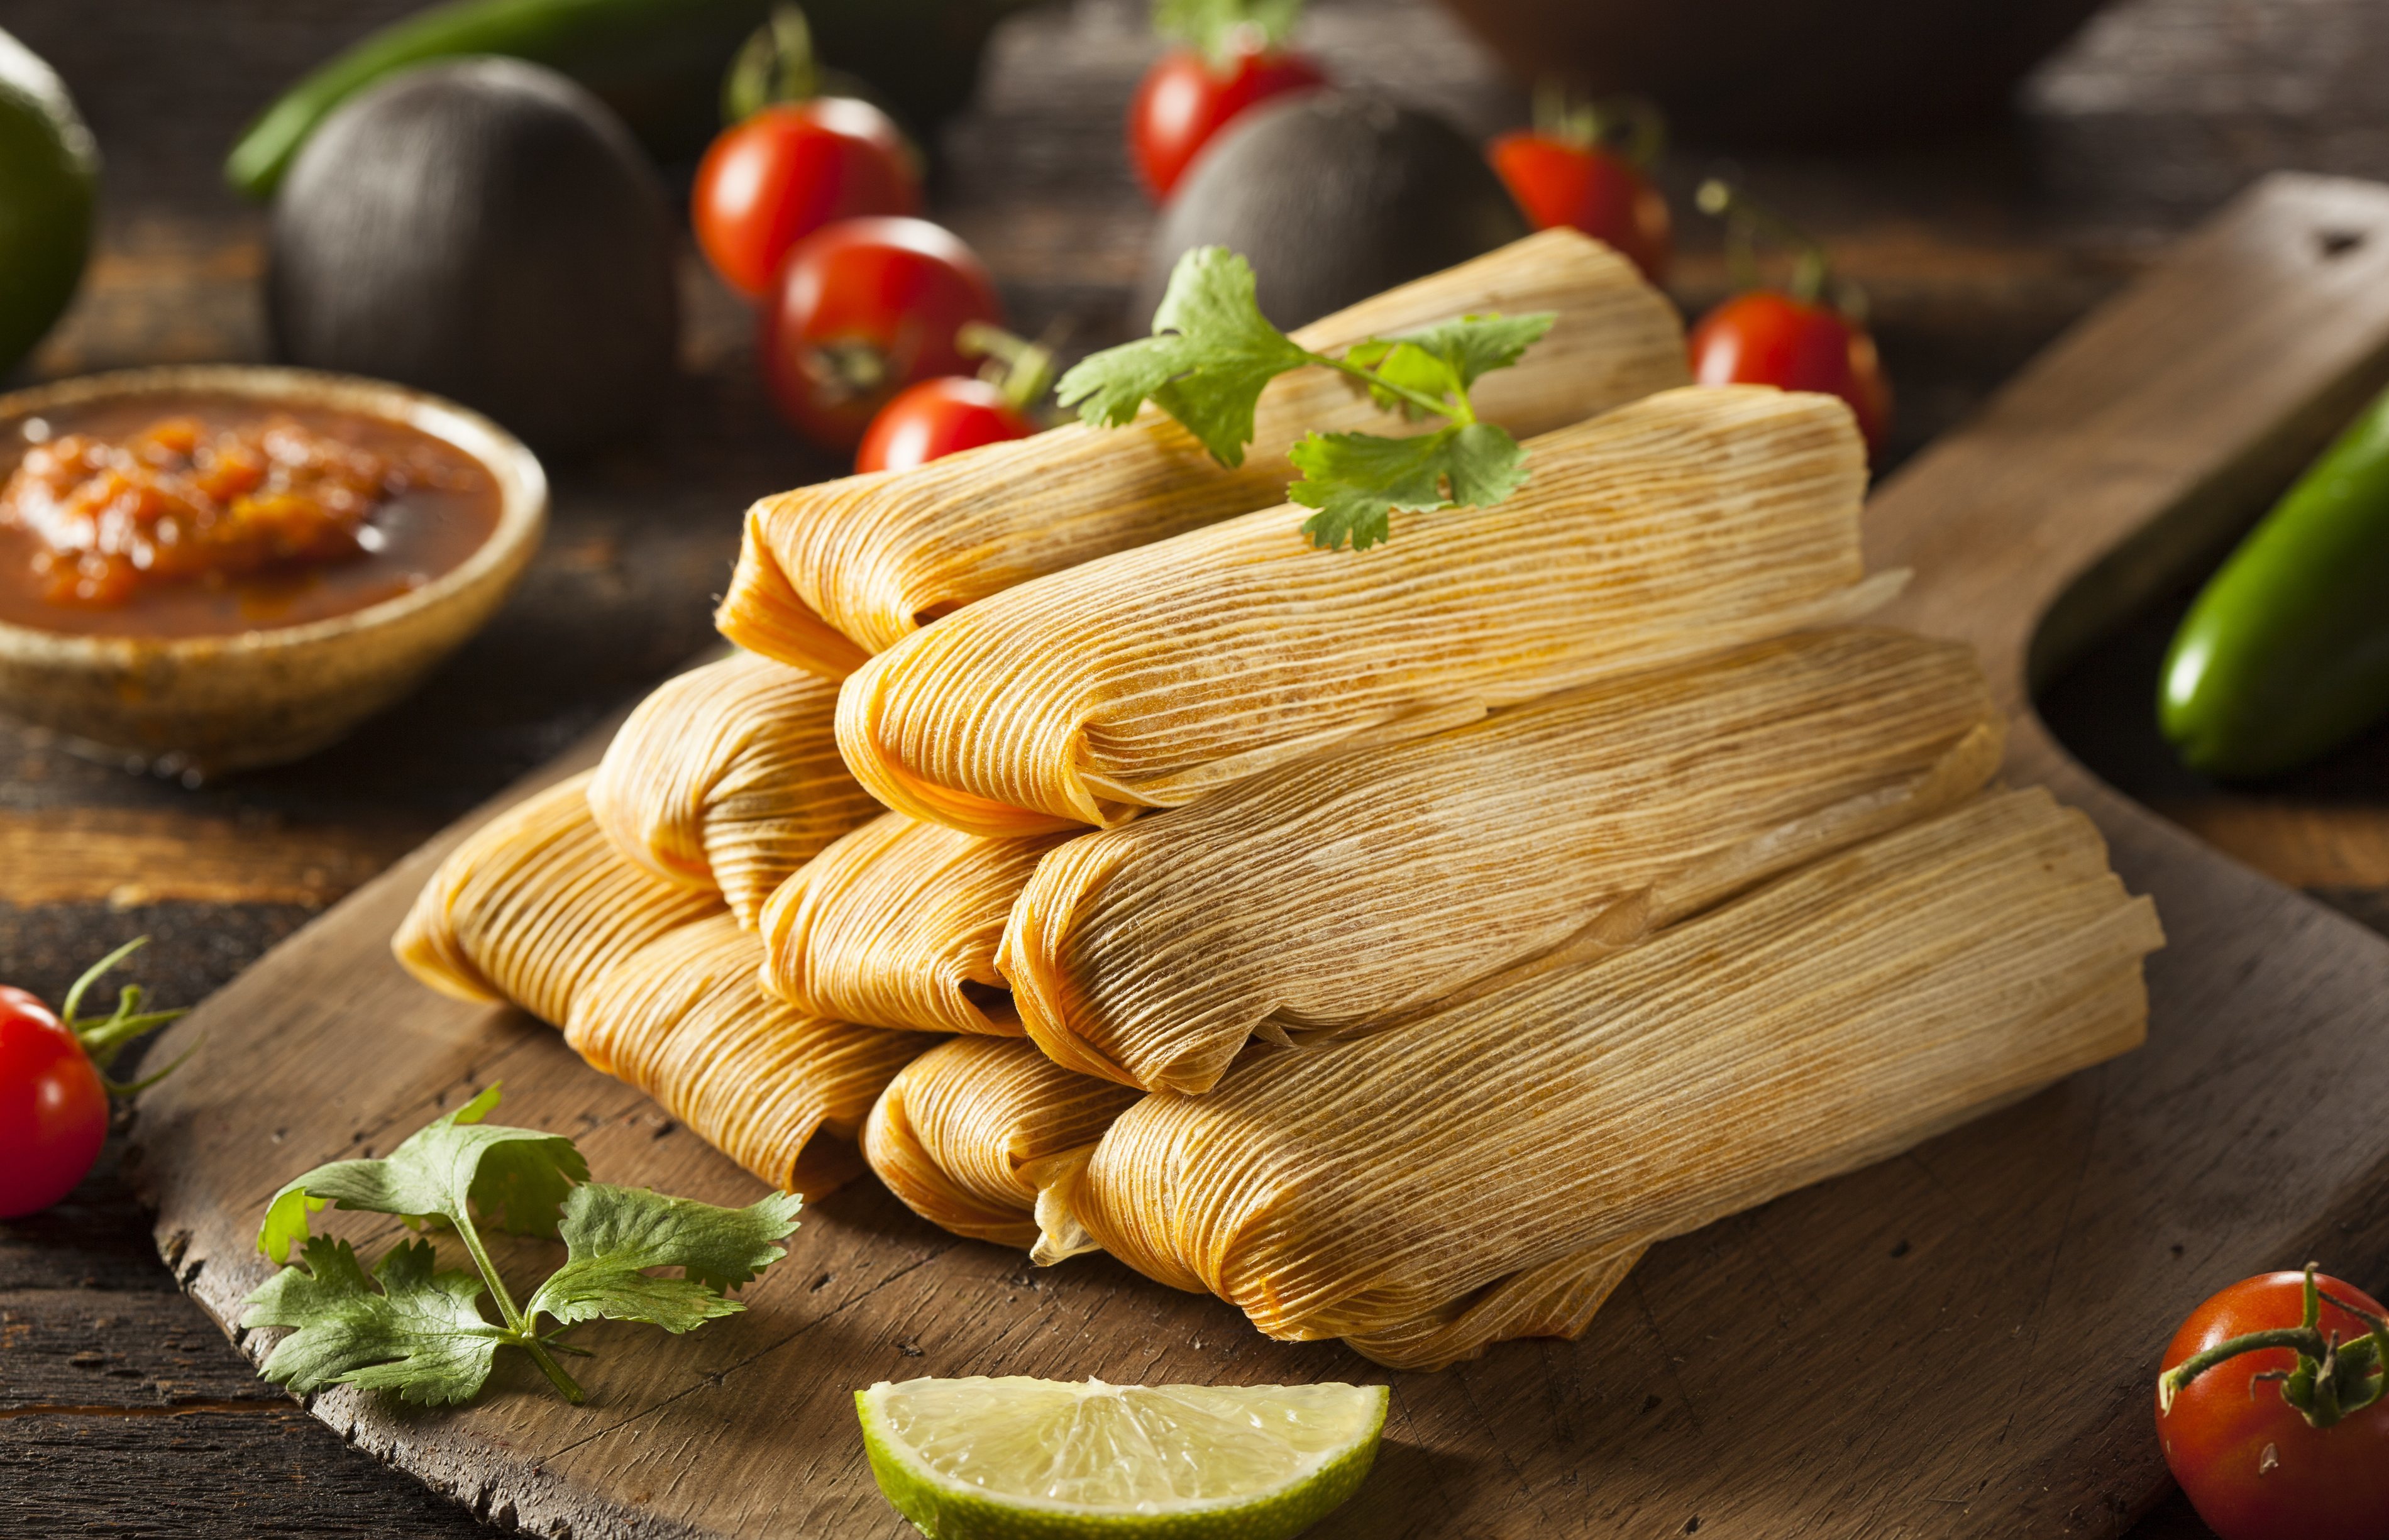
xmin=0 ymin=366 xmax=546 ymax=778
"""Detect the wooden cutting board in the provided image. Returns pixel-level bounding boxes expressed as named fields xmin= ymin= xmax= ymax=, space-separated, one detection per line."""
xmin=127 ymin=172 xmax=2389 ymax=1540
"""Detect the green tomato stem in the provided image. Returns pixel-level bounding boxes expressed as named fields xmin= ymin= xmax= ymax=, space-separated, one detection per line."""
xmin=2158 ymin=1264 xmax=2389 ymax=1428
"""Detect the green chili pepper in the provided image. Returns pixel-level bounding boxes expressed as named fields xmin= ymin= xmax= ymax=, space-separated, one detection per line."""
xmin=224 ymin=0 xmax=1018 ymax=200
xmin=2160 ymin=383 xmax=2389 ymax=778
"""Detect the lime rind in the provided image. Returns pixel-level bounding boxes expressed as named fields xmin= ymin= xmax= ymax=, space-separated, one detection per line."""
xmin=858 ymin=1377 xmax=1388 ymax=1540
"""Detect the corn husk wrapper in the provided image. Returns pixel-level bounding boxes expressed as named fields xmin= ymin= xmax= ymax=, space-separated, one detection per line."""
xmin=566 ymin=913 xmax=932 ymax=1197
xmin=586 ymin=651 xmax=884 ymax=928
xmin=1056 ymin=789 xmax=2164 ymax=1370
xmin=718 ymin=229 xmax=1690 ymax=676
xmin=862 ymin=1037 xmax=1141 ymax=1247
xmin=837 ymin=386 xmax=1894 ymax=838
xmin=393 ymin=772 xmax=724 ymax=1026
xmin=759 ymin=812 xmax=1069 ymax=1035
xmin=1001 ymin=629 xmax=2004 ymax=1093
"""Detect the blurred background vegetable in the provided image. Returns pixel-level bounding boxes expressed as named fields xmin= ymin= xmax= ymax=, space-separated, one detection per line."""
xmin=693 ymin=94 xmax=918 ymax=299
xmin=224 ymin=0 xmax=1022 ymax=199
xmin=1135 ymin=91 xmax=1528 ymax=331
xmin=0 ymin=26 xmax=95 ymax=380
xmin=2160 ymin=384 xmax=2389 ymax=779
xmin=1487 ymin=86 xmax=1669 ymax=283
xmin=267 ymin=59 xmax=679 ymax=458
xmin=1687 ymin=179 xmax=1890 ymax=459
xmin=759 ymin=215 xmax=1005 ymax=450
xmin=1130 ymin=0 xmax=1327 ymax=202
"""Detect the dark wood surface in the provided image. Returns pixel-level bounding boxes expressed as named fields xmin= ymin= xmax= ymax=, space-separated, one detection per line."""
xmin=6 ymin=0 xmax=2389 ymax=1533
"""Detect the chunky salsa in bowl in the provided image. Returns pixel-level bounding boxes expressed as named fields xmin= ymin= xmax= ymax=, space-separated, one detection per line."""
xmin=0 ymin=367 xmax=544 ymax=776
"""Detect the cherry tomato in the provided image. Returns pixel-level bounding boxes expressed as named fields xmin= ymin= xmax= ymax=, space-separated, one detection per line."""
xmin=1129 ymin=45 xmax=1327 ymax=201
xmin=856 ymin=376 xmax=1037 ymax=473
xmin=2158 ymin=1271 xmax=2389 ymax=1540
xmin=0 ymin=984 xmax=108 ymax=1219
xmin=692 ymin=99 xmax=919 ymax=300
xmin=760 ymin=217 xmax=1006 ymax=451
xmin=1689 ymin=290 xmax=1891 ymax=458
xmin=1489 ymin=131 xmax=1670 ymax=284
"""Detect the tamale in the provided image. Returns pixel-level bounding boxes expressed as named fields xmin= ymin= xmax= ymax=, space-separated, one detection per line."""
xmin=759 ymin=812 xmax=1070 ymax=1035
xmin=393 ymin=772 xmax=723 ymax=1026
xmin=586 ymin=651 xmax=884 ymax=927
xmin=861 ymin=1037 xmax=1140 ymax=1247
xmin=1055 ymin=788 xmax=2164 ymax=1370
xmin=1001 ymin=629 xmax=2004 ymax=1093
xmin=566 ymin=913 xmax=932 ymax=1197
xmin=717 ymin=229 xmax=1690 ymax=676
xmin=838 ymin=385 xmax=1895 ymax=838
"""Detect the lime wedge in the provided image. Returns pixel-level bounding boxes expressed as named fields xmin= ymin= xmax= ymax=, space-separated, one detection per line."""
xmin=856 ymin=1375 xmax=1388 ymax=1539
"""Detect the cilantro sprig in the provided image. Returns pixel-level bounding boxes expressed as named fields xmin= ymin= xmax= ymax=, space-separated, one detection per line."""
xmin=240 ymin=1086 xmax=800 ymax=1406
xmin=1056 ymin=246 xmax=1555 ymax=551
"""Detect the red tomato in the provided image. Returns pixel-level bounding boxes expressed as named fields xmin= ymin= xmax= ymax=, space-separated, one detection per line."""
xmin=0 ymin=984 xmax=108 ymax=1219
xmin=856 ymin=377 xmax=1037 ymax=473
xmin=759 ymin=217 xmax=1006 ymax=451
xmin=692 ymin=99 xmax=919 ymax=300
xmin=1489 ymin=131 xmax=1671 ymax=283
xmin=1129 ymin=45 xmax=1327 ymax=201
xmin=2158 ymin=1271 xmax=2389 ymax=1540
xmin=1689 ymin=290 xmax=1891 ymax=458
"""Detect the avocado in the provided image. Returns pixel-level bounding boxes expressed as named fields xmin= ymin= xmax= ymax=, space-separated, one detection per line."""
xmin=0 ymin=27 xmax=97 ymax=378
xmin=1135 ymin=92 xmax=1530 ymax=331
xmin=267 ymin=59 xmax=678 ymax=458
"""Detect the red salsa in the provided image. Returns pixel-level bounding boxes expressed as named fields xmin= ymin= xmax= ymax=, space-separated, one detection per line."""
xmin=0 ymin=396 xmax=503 ymax=639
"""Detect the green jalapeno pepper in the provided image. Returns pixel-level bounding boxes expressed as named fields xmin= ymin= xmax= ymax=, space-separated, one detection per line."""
xmin=2160 ymin=383 xmax=2389 ymax=778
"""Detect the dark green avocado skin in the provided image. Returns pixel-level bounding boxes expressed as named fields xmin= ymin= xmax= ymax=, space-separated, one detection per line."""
xmin=1135 ymin=91 xmax=1532 ymax=333
xmin=0 ymin=27 xmax=97 ymax=378
xmin=267 ymin=58 xmax=678 ymax=459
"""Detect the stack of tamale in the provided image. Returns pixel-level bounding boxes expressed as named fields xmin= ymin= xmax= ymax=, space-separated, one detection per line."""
xmin=390 ymin=229 xmax=2163 ymax=1371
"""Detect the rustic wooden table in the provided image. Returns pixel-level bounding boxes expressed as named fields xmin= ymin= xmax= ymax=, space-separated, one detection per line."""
xmin=4 ymin=0 xmax=2388 ymax=1533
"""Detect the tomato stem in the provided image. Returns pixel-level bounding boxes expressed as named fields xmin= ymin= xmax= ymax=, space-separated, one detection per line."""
xmin=2159 ymin=1263 xmax=2389 ymax=1429
xmin=960 ymin=321 xmax=1057 ymax=415
xmin=1696 ymin=180 xmax=1867 ymax=321
xmin=722 ymin=3 xmax=819 ymax=124
xmin=1531 ymin=82 xmax=1663 ymax=168
xmin=57 ymin=937 xmax=189 ymax=1088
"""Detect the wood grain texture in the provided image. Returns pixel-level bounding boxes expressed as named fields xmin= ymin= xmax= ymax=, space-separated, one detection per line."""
xmin=106 ymin=173 xmax=2389 ymax=1539
xmin=0 ymin=807 xmax=421 ymax=906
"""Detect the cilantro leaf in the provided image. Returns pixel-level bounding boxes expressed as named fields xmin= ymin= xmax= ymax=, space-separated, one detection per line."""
xmin=243 ymin=1236 xmax=502 ymax=1405
xmin=526 ymin=1184 xmax=803 ymax=1334
xmin=1054 ymin=246 xmax=1311 ymax=466
xmin=1382 ymin=312 xmax=1558 ymax=392
xmin=257 ymin=1084 xmax=586 ymax=1264
xmin=1288 ymin=422 xmax=1530 ymax=551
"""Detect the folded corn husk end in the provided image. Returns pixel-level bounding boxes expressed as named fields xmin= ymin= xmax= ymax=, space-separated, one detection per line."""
xmin=762 ymin=813 xmax=1064 ymax=1035
xmin=864 ymin=1037 xmax=1143 ymax=1251
xmin=714 ymin=500 xmax=873 ymax=679
xmin=392 ymin=772 xmax=726 ymax=1028
xmin=588 ymin=651 xmax=883 ymax=930
xmin=566 ymin=911 xmax=930 ymax=1199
